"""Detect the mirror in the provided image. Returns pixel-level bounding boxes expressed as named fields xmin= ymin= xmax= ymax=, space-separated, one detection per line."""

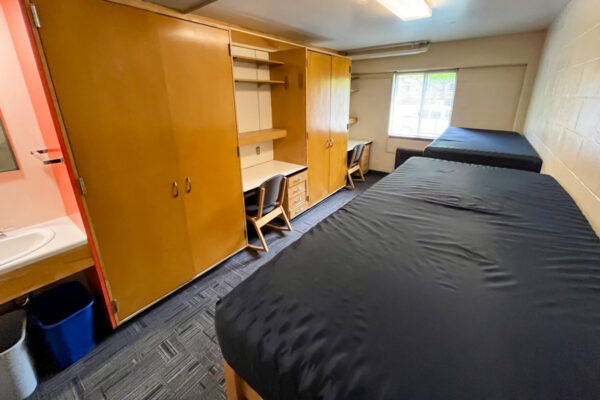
xmin=0 ymin=114 xmax=18 ymax=173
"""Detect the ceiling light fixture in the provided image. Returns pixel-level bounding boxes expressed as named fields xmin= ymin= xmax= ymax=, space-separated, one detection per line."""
xmin=344 ymin=41 xmax=430 ymax=60
xmin=377 ymin=0 xmax=432 ymax=21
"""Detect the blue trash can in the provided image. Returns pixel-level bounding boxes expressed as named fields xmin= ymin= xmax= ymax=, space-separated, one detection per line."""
xmin=31 ymin=282 xmax=96 ymax=369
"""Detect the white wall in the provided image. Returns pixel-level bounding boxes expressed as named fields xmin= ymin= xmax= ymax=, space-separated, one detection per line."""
xmin=350 ymin=31 xmax=547 ymax=172
xmin=524 ymin=0 xmax=600 ymax=235
xmin=231 ymin=45 xmax=274 ymax=168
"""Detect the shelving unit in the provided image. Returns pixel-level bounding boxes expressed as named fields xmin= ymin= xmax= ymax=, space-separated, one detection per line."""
xmin=232 ymin=55 xmax=284 ymax=66
xmin=234 ymin=78 xmax=285 ymax=85
xmin=238 ymin=128 xmax=287 ymax=146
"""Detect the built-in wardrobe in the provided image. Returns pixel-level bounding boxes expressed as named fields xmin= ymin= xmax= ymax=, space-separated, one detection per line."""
xmin=29 ymin=0 xmax=351 ymax=325
xmin=306 ymin=51 xmax=351 ymax=206
xmin=33 ymin=0 xmax=246 ymax=322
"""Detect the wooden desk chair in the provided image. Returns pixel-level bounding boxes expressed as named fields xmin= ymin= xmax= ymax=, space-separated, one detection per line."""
xmin=245 ymin=174 xmax=292 ymax=252
xmin=346 ymin=143 xmax=366 ymax=190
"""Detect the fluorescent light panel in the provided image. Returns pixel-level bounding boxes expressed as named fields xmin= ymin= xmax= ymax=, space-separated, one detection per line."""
xmin=377 ymin=0 xmax=432 ymax=21
xmin=345 ymin=41 xmax=430 ymax=60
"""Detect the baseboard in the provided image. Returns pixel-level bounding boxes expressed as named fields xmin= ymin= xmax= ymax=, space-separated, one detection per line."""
xmin=366 ymin=170 xmax=389 ymax=176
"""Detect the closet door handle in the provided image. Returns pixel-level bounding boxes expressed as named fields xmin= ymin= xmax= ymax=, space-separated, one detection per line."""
xmin=172 ymin=181 xmax=179 ymax=198
xmin=185 ymin=177 xmax=192 ymax=193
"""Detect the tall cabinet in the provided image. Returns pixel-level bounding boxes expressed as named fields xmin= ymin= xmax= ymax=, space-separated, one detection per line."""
xmin=306 ymin=51 xmax=351 ymax=206
xmin=33 ymin=0 xmax=246 ymax=323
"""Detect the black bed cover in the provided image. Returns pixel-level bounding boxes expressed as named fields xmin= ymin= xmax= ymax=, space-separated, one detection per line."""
xmin=424 ymin=126 xmax=543 ymax=172
xmin=216 ymin=157 xmax=600 ymax=400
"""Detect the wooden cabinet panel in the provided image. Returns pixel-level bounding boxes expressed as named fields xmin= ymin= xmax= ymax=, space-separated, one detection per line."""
xmin=329 ymin=56 xmax=351 ymax=192
xmin=271 ymin=48 xmax=308 ymax=166
xmin=306 ymin=51 xmax=332 ymax=206
xmin=154 ymin=16 xmax=246 ymax=275
xmin=33 ymin=0 xmax=247 ymax=322
xmin=34 ymin=0 xmax=196 ymax=322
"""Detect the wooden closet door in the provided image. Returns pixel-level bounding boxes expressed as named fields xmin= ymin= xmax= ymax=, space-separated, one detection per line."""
xmin=153 ymin=15 xmax=247 ymax=274
xmin=329 ymin=56 xmax=351 ymax=192
xmin=306 ymin=51 xmax=332 ymax=206
xmin=34 ymin=0 xmax=195 ymax=322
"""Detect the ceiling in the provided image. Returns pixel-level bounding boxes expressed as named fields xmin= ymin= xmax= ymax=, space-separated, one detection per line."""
xmin=193 ymin=0 xmax=570 ymax=50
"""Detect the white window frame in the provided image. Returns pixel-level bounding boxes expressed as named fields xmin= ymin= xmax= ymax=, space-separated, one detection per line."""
xmin=388 ymin=70 xmax=457 ymax=140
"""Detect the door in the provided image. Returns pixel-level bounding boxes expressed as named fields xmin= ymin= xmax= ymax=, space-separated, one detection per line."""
xmin=329 ymin=56 xmax=351 ymax=192
xmin=306 ymin=51 xmax=332 ymax=206
xmin=34 ymin=0 xmax=195 ymax=322
xmin=154 ymin=15 xmax=247 ymax=274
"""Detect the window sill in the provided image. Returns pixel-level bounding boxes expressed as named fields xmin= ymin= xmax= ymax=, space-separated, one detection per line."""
xmin=388 ymin=135 xmax=435 ymax=142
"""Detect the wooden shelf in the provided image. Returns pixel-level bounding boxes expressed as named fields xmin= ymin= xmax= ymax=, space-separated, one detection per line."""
xmin=349 ymin=117 xmax=358 ymax=126
xmin=238 ymin=128 xmax=287 ymax=146
xmin=233 ymin=55 xmax=284 ymax=66
xmin=235 ymin=78 xmax=285 ymax=85
xmin=351 ymin=89 xmax=359 ymax=94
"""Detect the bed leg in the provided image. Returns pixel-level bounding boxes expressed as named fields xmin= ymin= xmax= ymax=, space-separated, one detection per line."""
xmin=224 ymin=361 xmax=245 ymax=400
xmin=223 ymin=361 xmax=264 ymax=400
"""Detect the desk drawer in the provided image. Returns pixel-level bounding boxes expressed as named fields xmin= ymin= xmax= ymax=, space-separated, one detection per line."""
xmin=286 ymin=192 xmax=306 ymax=210
xmin=287 ymin=181 xmax=306 ymax=198
xmin=288 ymin=170 xmax=307 ymax=187
xmin=288 ymin=201 xmax=308 ymax=219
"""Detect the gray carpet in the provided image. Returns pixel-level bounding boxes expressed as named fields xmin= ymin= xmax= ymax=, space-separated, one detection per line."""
xmin=30 ymin=174 xmax=382 ymax=400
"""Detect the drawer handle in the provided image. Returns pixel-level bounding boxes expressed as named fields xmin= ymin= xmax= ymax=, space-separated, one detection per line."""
xmin=185 ymin=177 xmax=192 ymax=193
xmin=292 ymin=176 xmax=303 ymax=184
xmin=172 ymin=181 xmax=179 ymax=198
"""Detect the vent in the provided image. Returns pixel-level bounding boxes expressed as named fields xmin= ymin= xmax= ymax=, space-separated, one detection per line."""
xmin=144 ymin=0 xmax=218 ymax=13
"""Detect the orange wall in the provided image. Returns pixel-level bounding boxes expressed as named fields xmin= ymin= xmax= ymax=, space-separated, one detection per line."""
xmin=0 ymin=3 xmax=75 ymax=228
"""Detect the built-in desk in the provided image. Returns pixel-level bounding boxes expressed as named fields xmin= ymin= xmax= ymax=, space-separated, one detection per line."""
xmin=347 ymin=139 xmax=373 ymax=151
xmin=242 ymin=160 xmax=307 ymax=192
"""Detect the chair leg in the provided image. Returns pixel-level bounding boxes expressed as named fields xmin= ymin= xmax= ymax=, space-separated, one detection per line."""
xmin=345 ymin=170 xmax=355 ymax=190
xmin=247 ymin=220 xmax=269 ymax=252
xmin=280 ymin=207 xmax=293 ymax=231
xmin=356 ymin=167 xmax=366 ymax=182
xmin=266 ymin=208 xmax=293 ymax=232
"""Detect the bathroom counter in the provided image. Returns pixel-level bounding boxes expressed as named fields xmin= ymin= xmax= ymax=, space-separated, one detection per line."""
xmin=0 ymin=217 xmax=93 ymax=304
xmin=0 ymin=216 xmax=88 ymax=275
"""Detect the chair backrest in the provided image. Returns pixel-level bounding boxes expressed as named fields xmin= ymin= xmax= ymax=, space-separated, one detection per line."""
xmin=259 ymin=174 xmax=286 ymax=212
xmin=349 ymin=143 xmax=365 ymax=167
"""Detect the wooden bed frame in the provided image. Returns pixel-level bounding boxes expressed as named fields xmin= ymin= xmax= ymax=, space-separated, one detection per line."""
xmin=224 ymin=361 xmax=263 ymax=400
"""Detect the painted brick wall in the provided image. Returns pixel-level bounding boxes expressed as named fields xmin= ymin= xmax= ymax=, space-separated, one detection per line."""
xmin=524 ymin=0 xmax=600 ymax=235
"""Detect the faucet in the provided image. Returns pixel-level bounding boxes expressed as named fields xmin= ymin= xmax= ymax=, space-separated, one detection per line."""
xmin=0 ymin=226 xmax=12 ymax=238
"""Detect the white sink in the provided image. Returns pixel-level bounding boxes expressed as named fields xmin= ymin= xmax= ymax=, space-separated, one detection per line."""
xmin=0 ymin=228 xmax=56 ymax=268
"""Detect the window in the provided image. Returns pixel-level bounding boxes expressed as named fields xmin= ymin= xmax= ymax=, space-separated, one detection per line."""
xmin=388 ymin=71 xmax=457 ymax=139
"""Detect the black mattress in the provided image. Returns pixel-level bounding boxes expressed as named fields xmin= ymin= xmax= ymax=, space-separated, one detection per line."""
xmin=424 ymin=126 xmax=543 ymax=172
xmin=215 ymin=158 xmax=600 ymax=400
